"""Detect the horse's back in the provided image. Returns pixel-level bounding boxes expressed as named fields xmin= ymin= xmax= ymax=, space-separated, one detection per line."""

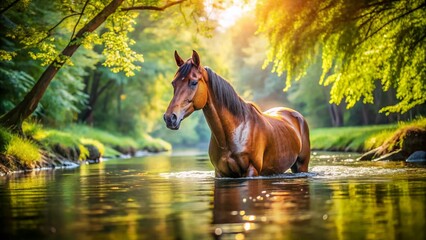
xmin=263 ymin=107 xmax=311 ymax=172
xmin=264 ymin=107 xmax=305 ymax=133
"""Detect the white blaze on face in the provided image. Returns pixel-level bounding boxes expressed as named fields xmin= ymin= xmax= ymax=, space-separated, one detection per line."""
xmin=233 ymin=121 xmax=250 ymax=153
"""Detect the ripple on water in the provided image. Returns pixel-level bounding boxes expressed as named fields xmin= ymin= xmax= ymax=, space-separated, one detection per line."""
xmin=159 ymin=171 xmax=316 ymax=180
xmin=159 ymin=171 xmax=215 ymax=179
xmin=159 ymin=165 xmax=421 ymax=180
xmin=310 ymin=166 xmax=408 ymax=178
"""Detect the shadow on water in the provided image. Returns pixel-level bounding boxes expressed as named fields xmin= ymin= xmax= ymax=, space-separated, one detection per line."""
xmin=0 ymin=151 xmax=425 ymax=239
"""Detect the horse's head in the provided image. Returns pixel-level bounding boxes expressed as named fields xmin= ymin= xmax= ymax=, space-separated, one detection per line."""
xmin=164 ymin=50 xmax=208 ymax=130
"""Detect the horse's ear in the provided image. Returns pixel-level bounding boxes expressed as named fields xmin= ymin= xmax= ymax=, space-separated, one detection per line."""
xmin=192 ymin=50 xmax=200 ymax=68
xmin=174 ymin=50 xmax=184 ymax=67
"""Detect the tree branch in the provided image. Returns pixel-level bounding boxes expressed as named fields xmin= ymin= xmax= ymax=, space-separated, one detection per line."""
xmin=363 ymin=0 xmax=400 ymax=10
xmin=409 ymin=31 xmax=426 ymax=52
xmin=364 ymin=18 xmax=374 ymax=40
xmin=0 ymin=0 xmax=20 ymax=15
xmin=354 ymin=2 xmax=426 ymax=48
xmin=319 ymin=0 xmax=338 ymax=12
xmin=121 ymin=0 xmax=186 ymax=11
xmin=70 ymin=0 xmax=91 ymax=42
xmin=97 ymin=79 xmax=114 ymax=96
xmin=36 ymin=13 xmax=80 ymax=45
xmin=352 ymin=3 xmax=391 ymax=22
xmin=0 ymin=0 xmax=125 ymax=132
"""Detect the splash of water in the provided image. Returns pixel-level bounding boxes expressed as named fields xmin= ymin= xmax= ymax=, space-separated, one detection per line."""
xmin=159 ymin=166 xmax=411 ymax=180
xmin=159 ymin=171 xmax=316 ymax=180
xmin=159 ymin=171 xmax=215 ymax=179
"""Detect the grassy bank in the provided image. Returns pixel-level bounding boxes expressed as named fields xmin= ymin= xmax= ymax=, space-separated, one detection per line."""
xmin=62 ymin=125 xmax=171 ymax=157
xmin=0 ymin=122 xmax=171 ymax=174
xmin=310 ymin=118 xmax=426 ymax=152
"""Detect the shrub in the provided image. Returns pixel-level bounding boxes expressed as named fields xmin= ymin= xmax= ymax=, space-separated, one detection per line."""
xmin=80 ymin=138 xmax=105 ymax=157
xmin=6 ymin=135 xmax=41 ymax=164
xmin=22 ymin=120 xmax=43 ymax=138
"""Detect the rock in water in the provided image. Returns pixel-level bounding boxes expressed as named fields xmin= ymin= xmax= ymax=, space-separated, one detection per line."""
xmin=406 ymin=151 xmax=426 ymax=163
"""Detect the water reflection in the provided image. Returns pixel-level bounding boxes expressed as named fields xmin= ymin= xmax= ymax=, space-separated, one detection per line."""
xmin=0 ymin=152 xmax=425 ymax=240
xmin=212 ymin=179 xmax=310 ymax=239
xmin=212 ymin=177 xmax=426 ymax=240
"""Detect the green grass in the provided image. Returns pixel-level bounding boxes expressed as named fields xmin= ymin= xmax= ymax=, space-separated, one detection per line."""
xmin=6 ymin=135 xmax=41 ymax=164
xmin=64 ymin=125 xmax=138 ymax=150
xmin=310 ymin=117 xmax=426 ymax=152
xmin=63 ymin=124 xmax=139 ymax=157
xmin=1 ymin=126 xmax=41 ymax=165
xmin=310 ymin=125 xmax=397 ymax=151
xmin=64 ymin=124 xmax=171 ymax=154
xmin=137 ymin=133 xmax=172 ymax=152
xmin=103 ymin=146 xmax=122 ymax=158
xmin=1 ymin=122 xmax=172 ymax=170
xmin=22 ymin=123 xmax=134 ymax=159
xmin=37 ymin=129 xmax=81 ymax=147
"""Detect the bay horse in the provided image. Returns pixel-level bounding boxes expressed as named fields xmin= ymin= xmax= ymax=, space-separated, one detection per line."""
xmin=164 ymin=50 xmax=310 ymax=178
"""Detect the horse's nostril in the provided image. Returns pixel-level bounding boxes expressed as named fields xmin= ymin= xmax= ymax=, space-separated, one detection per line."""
xmin=171 ymin=113 xmax=177 ymax=122
xmin=164 ymin=112 xmax=179 ymax=128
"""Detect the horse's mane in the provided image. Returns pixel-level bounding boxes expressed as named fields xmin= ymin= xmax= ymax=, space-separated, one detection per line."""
xmin=204 ymin=67 xmax=251 ymax=119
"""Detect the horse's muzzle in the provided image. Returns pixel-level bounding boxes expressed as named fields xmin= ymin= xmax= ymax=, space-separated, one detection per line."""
xmin=164 ymin=113 xmax=181 ymax=130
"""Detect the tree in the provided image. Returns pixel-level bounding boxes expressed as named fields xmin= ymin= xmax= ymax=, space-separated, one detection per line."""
xmin=0 ymin=0 xmax=188 ymax=134
xmin=256 ymin=0 xmax=426 ymax=115
xmin=78 ymin=64 xmax=115 ymax=125
xmin=85 ymin=6 xmax=215 ymax=136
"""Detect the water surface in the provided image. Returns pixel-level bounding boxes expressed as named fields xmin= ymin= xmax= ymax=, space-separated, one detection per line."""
xmin=1 ymin=151 xmax=425 ymax=240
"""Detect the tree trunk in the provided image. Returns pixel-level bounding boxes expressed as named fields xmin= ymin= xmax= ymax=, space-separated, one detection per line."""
xmin=79 ymin=69 xmax=101 ymax=124
xmin=79 ymin=70 xmax=114 ymax=125
xmin=78 ymin=69 xmax=94 ymax=124
xmin=361 ymin=104 xmax=369 ymax=125
xmin=78 ymin=40 xmax=105 ymax=125
xmin=0 ymin=0 xmax=124 ymax=134
xmin=328 ymin=104 xmax=344 ymax=127
xmin=117 ymin=82 xmax=123 ymax=128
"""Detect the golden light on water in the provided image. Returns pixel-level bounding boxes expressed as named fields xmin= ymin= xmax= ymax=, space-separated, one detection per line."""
xmin=242 ymin=215 xmax=256 ymax=221
xmin=214 ymin=227 xmax=223 ymax=235
xmin=243 ymin=222 xmax=251 ymax=231
xmin=235 ymin=233 xmax=245 ymax=240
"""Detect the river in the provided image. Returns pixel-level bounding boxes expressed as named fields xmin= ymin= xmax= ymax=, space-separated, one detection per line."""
xmin=1 ymin=151 xmax=425 ymax=240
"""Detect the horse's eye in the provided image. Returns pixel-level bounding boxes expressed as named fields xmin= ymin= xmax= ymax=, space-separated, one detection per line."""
xmin=190 ymin=80 xmax=198 ymax=87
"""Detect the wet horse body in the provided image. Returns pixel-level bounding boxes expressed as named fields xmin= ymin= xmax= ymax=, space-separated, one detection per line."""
xmin=164 ymin=51 xmax=310 ymax=178
xmin=203 ymin=68 xmax=310 ymax=177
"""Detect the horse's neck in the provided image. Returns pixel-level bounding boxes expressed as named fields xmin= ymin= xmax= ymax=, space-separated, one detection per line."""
xmin=202 ymin=97 xmax=246 ymax=151
xmin=203 ymin=101 xmax=226 ymax=150
xmin=201 ymin=67 xmax=252 ymax=150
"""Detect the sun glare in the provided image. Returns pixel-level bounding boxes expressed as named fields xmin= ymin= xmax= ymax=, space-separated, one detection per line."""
xmin=205 ymin=0 xmax=256 ymax=30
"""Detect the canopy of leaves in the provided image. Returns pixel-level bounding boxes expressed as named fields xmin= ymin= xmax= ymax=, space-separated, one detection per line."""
xmin=0 ymin=0 xmax=147 ymax=76
xmin=256 ymin=0 xmax=426 ymax=114
xmin=0 ymin=0 xmax=207 ymax=127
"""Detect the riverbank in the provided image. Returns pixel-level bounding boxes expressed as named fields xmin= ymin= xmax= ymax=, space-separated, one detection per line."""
xmin=310 ymin=117 xmax=426 ymax=160
xmin=0 ymin=122 xmax=171 ymax=175
xmin=1 ymin=118 xmax=425 ymax=175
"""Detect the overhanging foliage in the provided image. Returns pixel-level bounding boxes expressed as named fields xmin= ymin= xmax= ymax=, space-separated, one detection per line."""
xmin=257 ymin=0 xmax=426 ymax=114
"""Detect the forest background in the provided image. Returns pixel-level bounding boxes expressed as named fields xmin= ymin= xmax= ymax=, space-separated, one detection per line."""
xmin=0 ymin=0 xmax=424 ymax=157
